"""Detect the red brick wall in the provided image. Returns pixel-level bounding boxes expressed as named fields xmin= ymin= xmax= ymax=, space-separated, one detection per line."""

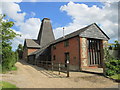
xmin=23 ymin=48 xmax=28 ymax=60
xmin=23 ymin=48 xmax=38 ymax=60
xmin=51 ymin=36 xmax=79 ymax=67
xmin=28 ymin=49 xmax=38 ymax=55
xmin=51 ymin=36 xmax=106 ymax=70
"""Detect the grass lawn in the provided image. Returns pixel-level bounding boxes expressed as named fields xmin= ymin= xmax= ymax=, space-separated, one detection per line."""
xmin=110 ymin=74 xmax=120 ymax=80
xmin=0 ymin=81 xmax=19 ymax=89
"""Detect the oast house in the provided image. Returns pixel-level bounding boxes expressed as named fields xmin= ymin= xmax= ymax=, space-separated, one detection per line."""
xmin=23 ymin=18 xmax=109 ymax=71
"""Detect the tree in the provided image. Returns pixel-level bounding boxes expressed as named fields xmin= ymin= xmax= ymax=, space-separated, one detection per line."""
xmin=108 ymin=40 xmax=120 ymax=50
xmin=114 ymin=40 xmax=120 ymax=50
xmin=16 ymin=44 xmax=23 ymax=60
xmin=0 ymin=14 xmax=19 ymax=72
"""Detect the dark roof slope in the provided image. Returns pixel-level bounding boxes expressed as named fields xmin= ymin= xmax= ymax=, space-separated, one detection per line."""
xmin=37 ymin=18 xmax=55 ymax=47
xmin=52 ymin=23 xmax=110 ymax=45
xmin=29 ymin=43 xmax=50 ymax=56
xmin=80 ymin=23 xmax=110 ymax=40
xmin=51 ymin=23 xmax=91 ymax=45
xmin=25 ymin=39 xmax=41 ymax=48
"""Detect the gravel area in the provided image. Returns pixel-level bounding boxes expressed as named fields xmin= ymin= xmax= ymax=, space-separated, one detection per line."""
xmin=1 ymin=60 xmax=119 ymax=88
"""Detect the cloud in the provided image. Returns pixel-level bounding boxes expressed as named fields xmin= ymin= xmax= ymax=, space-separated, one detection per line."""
xmin=54 ymin=1 xmax=118 ymax=41
xmin=30 ymin=12 xmax=36 ymax=17
xmin=1 ymin=2 xmax=26 ymax=24
xmin=11 ymin=18 xmax=41 ymax=50
xmin=1 ymin=1 xmax=41 ymax=50
xmin=20 ymin=18 xmax=41 ymax=39
xmin=0 ymin=0 xmax=22 ymax=3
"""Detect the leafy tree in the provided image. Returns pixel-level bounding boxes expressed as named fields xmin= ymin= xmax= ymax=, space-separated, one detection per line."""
xmin=0 ymin=14 xmax=19 ymax=72
xmin=108 ymin=40 xmax=120 ymax=50
xmin=16 ymin=44 xmax=23 ymax=60
xmin=114 ymin=40 xmax=120 ymax=50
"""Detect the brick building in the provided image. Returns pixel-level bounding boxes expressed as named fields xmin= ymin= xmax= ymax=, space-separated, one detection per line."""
xmin=23 ymin=18 xmax=55 ymax=62
xmin=23 ymin=18 xmax=109 ymax=71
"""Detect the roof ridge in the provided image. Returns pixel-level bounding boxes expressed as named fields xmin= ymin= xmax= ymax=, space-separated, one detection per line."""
xmin=60 ymin=23 xmax=94 ymax=38
xmin=52 ymin=23 xmax=94 ymax=42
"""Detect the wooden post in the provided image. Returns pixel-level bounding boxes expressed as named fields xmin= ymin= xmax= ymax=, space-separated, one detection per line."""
xmin=46 ymin=61 xmax=47 ymax=69
xmin=67 ymin=60 xmax=69 ymax=77
xmin=41 ymin=61 xmax=43 ymax=67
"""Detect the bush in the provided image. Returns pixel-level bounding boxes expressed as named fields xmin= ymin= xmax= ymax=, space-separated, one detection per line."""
xmin=2 ymin=48 xmax=18 ymax=73
xmin=105 ymin=59 xmax=120 ymax=76
xmin=10 ymin=66 xmax=17 ymax=71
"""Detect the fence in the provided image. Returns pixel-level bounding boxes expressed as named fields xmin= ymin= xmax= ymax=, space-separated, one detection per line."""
xmin=36 ymin=60 xmax=69 ymax=77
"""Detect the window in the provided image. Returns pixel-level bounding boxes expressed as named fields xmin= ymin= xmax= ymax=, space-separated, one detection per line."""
xmin=53 ymin=45 xmax=56 ymax=50
xmin=53 ymin=55 xmax=56 ymax=60
xmin=64 ymin=40 xmax=69 ymax=47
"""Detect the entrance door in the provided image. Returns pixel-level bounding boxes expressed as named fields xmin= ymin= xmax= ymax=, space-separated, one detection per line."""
xmin=88 ymin=39 xmax=101 ymax=66
xmin=65 ymin=52 xmax=70 ymax=67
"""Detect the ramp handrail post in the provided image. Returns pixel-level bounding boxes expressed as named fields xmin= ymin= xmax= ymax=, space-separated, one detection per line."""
xmin=52 ymin=62 xmax=53 ymax=72
xmin=58 ymin=63 xmax=61 ymax=75
xmin=67 ymin=60 xmax=69 ymax=77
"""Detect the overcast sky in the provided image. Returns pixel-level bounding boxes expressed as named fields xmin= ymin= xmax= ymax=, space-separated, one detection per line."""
xmin=0 ymin=0 xmax=119 ymax=51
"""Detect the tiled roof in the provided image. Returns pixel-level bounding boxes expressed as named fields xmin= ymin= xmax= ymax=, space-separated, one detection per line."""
xmin=25 ymin=39 xmax=41 ymax=48
xmin=52 ymin=23 xmax=110 ymax=45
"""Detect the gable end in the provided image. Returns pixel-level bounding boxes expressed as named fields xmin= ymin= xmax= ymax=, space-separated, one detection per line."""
xmin=79 ymin=23 xmax=110 ymax=40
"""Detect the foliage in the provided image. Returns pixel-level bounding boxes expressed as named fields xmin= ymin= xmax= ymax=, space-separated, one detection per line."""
xmin=105 ymin=59 xmax=120 ymax=76
xmin=108 ymin=40 xmax=120 ymax=50
xmin=103 ymin=47 xmax=114 ymax=62
xmin=0 ymin=81 xmax=18 ymax=89
xmin=110 ymin=74 xmax=120 ymax=80
xmin=10 ymin=66 xmax=17 ymax=71
xmin=0 ymin=15 xmax=18 ymax=43
xmin=0 ymin=14 xmax=19 ymax=72
xmin=104 ymin=46 xmax=120 ymax=76
xmin=16 ymin=44 xmax=23 ymax=60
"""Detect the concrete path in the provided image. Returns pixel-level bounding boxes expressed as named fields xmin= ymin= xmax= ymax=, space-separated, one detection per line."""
xmin=1 ymin=60 xmax=119 ymax=88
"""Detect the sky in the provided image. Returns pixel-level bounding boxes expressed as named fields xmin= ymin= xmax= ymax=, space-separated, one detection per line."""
xmin=0 ymin=0 xmax=119 ymax=51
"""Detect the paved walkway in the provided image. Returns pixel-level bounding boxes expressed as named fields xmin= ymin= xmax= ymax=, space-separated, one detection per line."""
xmin=1 ymin=60 xmax=119 ymax=88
